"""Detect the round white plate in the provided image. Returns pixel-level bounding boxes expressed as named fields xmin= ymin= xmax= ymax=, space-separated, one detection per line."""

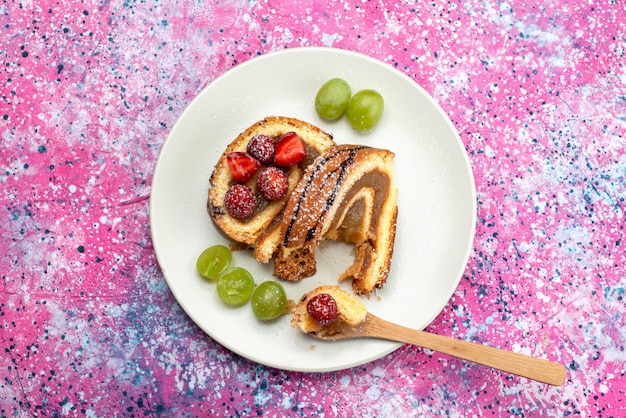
xmin=150 ymin=47 xmax=476 ymax=372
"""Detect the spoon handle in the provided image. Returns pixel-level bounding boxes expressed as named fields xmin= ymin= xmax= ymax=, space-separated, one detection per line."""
xmin=367 ymin=315 xmax=567 ymax=386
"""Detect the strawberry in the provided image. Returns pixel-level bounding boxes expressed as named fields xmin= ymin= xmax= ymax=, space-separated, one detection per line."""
xmin=257 ymin=166 xmax=289 ymax=201
xmin=247 ymin=134 xmax=275 ymax=164
xmin=226 ymin=152 xmax=260 ymax=182
xmin=224 ymin=184 xmax=256 ymax=219
xmin=274 ymin=132 xmax=307 ymax=166
xmin=306 ymin=293 xmax=338 ymax=326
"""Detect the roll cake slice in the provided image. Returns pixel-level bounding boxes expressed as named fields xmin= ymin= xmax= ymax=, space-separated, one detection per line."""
xmin=207 ymin=116 xmax=336 ymax=257
xmin=274 ymin=144 xmax=398 ymax=295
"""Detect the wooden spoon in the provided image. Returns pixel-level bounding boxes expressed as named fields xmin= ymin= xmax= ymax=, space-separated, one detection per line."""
xmin=308 ymin=313 xmax=567 ymax=386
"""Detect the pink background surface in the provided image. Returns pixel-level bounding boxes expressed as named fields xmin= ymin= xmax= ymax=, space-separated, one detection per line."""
xmin=1 ymin=0 xmax=625 ymax=416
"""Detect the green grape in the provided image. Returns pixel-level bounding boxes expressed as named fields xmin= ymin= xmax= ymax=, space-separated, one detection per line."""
xmin=196 ymin=244 xmax=231 ymax=280
xmin=251 ymin=281 xmax=287 ymax=320
xmin=216 ymin=267 xmax=254 ymax=305
xmin=346 ymin=89 xmax=384 ymax=131
xmin=315 ymin=78 xmax=351 ymax=121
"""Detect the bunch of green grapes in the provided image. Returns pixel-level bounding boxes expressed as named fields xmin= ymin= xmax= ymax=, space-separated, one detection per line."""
xmin=315 ymin=78 xmax=384 ymax=131
xmin=196 ymin=245 xmax=287 ymax=320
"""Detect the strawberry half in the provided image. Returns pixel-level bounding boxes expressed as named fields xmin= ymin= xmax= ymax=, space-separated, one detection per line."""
xmin=274 ymin=132 xmax=307 ymax=166
xmin=226 ymin=152 xmax=260 ymax=182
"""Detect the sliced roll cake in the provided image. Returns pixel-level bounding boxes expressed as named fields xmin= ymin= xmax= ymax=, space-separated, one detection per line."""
xmin=274 ymin=144 xmax=398 ymax=295
xmin=207 ymin=116 xmax=336 ymax=259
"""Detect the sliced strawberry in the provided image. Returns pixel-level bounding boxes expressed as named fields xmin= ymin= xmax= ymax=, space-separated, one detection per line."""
xmin=274 ymin=132 xmax=307 ymax=166
xmin=226 ymin=152 xmax=260 ymax=182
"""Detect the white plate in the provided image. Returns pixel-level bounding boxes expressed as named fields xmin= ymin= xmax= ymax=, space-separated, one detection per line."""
xmin=150 ymin=47 xmax=476 ymax=372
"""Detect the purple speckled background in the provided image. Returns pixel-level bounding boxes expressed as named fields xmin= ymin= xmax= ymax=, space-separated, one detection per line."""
xmin=2 ymin=0 xmax=625 ymax=416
